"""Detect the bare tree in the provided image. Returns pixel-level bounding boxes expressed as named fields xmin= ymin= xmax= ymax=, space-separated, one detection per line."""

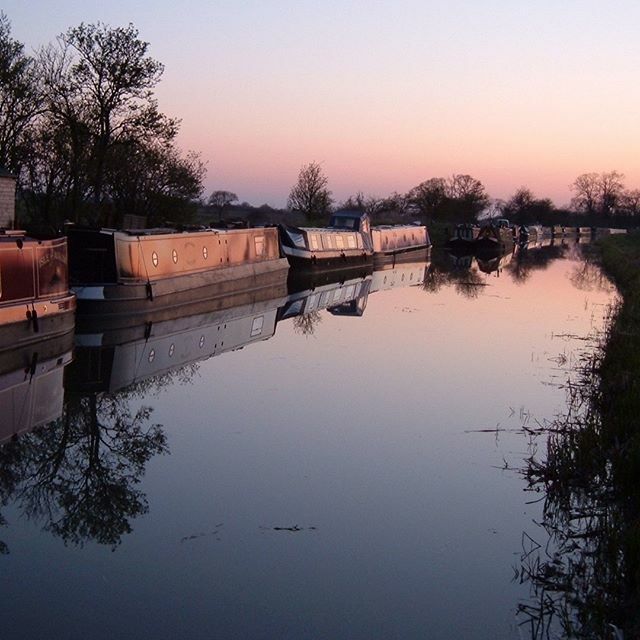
xmin=599 ymin=171 xmax=625 ymax=217
xmin=619 ymin=189 xmax=640 ymax=217
xmin=207 ymin=189 xmax=238 ymax=221
xmin=0 ymin=13 xmax=42 ymax=173
xmin=571 ymin=171 xmax=626 ymax=217
xmin=287 ymin=162 xmax=333 ymax=221
xmin=570 ymin=173 xmax=601 ymax=215
xmin=407 ymin=178 xmax=447 ymax=218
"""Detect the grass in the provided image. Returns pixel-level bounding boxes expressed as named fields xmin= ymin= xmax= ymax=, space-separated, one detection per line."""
xmin=516 ymin=230 xmax=640 ymax=637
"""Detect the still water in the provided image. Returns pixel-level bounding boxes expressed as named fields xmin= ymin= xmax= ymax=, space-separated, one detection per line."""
xmin=0 ymin=243 xmax=617 ymax=639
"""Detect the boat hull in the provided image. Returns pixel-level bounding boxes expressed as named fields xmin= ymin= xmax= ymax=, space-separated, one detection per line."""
xmin=0 ymin=235 xmax=76 ymax=351
xmin=70 ymin=227 xmax=289 ymax=317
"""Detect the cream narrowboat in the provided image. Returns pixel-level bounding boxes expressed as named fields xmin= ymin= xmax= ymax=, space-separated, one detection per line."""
xmin=68 ymin=226 xmax=289 ymax=317
xmin=279 ymin=211 xmax=430 ymax=270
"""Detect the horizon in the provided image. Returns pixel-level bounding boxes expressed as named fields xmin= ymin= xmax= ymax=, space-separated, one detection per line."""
xmin=4 ymin=0 xmax=640 ymax=208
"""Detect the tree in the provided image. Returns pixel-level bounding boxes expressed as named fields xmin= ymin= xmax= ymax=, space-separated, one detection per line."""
xmin=340 ymin=191 xmax=383 ymax=217
xmin=106 ymin=140 xmax=205 ymax=226
xmin=619 ymin=189 xmax=640 ymax=217
xmin=599 ymin=171 xmax=625 ymax=217
xmin=0 ymin=13 xmax=42 ymax=173
xmin=570 ymin=173 xmax=602 ymax=215
xmin=570 ymin=171 xmax=626 ymax=217
xmin=287 ymin=162 xmax=333 ymax=221
xmin=28 ymin=22 xmax=180 ymax=226
xmin=502 ymin=187 xmax=554 ymax=224
xmin=17 ymin=21 xmax=204 ymax=229
xmin=446 ymin=174 xmax=490 ymax=220
xmin=407 ymin=178 xmax=447 ymax=218
xmin=207 ymin=189 xmax=238 ymax=221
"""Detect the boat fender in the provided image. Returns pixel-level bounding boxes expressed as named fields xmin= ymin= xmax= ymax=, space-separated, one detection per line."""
xmin=144 ymin=321 xmax=153 ymax=341
xmin=15 ymin=238 xmax=23 ymax=250
xmin=145 ymin=281 xmax=154 ymax=301
xmin=26 ymin=307 xmax=39 ymax=333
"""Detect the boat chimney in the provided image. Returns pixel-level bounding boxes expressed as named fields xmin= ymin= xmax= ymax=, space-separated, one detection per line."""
xmin=0 ymin=167 xmax=17 ymax=229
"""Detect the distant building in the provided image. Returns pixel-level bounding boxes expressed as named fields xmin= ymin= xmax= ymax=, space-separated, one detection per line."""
xmin=0 ymin=167 xmax=16 ymax=229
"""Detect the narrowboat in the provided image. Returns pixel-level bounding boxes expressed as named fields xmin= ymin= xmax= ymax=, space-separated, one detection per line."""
xmin=516 ymin=224 xmax=549 ymax=246
xmin=370 ymin=222 xmax=430 ymax=263
xmin=68 ymin=226 xmax=289 ymax=317
xmin=448 ymin=223 xmax=481 ymax=248
xmin=0 ymin=231 xmax=75 ymax=349
xmin=475 ymin=219 xmax=515 ymax=252
xmin=279 ymin=211 xmax=430 ymax=270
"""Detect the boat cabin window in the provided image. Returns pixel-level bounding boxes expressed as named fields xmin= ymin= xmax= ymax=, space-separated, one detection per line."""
xmin=330 ymin=215 xmax=359 ymax=230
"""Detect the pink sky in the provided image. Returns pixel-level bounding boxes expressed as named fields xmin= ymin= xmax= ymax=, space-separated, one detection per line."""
xmin=6 ymin=0 xmax=640 ymax=207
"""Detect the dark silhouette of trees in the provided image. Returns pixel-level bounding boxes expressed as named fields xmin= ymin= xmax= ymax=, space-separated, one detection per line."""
xmin=0 ymin=390 xmax=167 ymax=550
xmin=501 ymin=187 xmax=554 ymax=224
xmin=407 ymin=174 xmax=489 ymax=222
xmin=287 ymin=162 xmax=333 ymax=221
xmin=570 ymin=171 xmax=625 ymax=218
xmin=0 ymin=13 xmax=42 ymax=174
xmin=208 ymin=189 xmax=238 ymax=221
xmin=106 ymin=140 xmax=204 ymax=226
xmin=1 ymin=18 xmax=204 ymax=230
xmin=407 ymin=178 xmax=447 ymax=218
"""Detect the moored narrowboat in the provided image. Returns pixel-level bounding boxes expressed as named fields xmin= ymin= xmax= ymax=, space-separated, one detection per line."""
xmin=0 ymin=231 xmax=75 ymax=349
xmin=68 ymin=226 xmax=289 ymax=317
xmin=279 ymin=211 xmax=430 ymax=270
xmin=475 ymin=219 xmax=515 ymax=252
xmin=448 ymin=223 xmax=481 ymax=248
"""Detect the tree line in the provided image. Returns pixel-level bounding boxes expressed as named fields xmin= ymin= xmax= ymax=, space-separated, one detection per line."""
xmin=0 ymin=14 xmax=205 ymax=231
xmin=287 ymin=163 xmax=640 ymax=227
xmin=3 ymin=12 xmax=639 ymax=233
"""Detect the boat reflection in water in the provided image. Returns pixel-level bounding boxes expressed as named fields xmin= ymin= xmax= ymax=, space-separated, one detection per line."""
xmin=0 ymin=332 xmax=74 ymax=444
xmin=72 ymin=269 xmax=290 ymax=394
xmin=282 ymin=249 xmax=430 ymax=323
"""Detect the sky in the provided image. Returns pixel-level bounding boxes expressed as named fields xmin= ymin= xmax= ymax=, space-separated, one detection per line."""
xmin=4 ymin=0 xmax=640 ymax=208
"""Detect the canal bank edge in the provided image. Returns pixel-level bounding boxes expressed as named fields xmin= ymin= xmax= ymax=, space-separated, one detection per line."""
xmin=596 ymin=230 xmax=640 ymax=634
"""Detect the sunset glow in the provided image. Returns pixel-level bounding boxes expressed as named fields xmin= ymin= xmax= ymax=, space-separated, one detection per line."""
xmin=6 ymin=0 xmax=640 ymax=206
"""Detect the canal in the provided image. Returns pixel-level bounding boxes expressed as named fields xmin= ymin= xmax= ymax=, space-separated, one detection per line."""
xmin=0 ymin=243 xmax=618 ymax=639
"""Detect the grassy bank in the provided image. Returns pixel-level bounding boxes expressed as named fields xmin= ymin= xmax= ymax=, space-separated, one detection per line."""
xmin=597 ymin=232 xmax=640 ymax=636
xmin=518 ymin=232 xmax=640 ymax=637
xmin=598 ymin=231 xmax=640 ymax=451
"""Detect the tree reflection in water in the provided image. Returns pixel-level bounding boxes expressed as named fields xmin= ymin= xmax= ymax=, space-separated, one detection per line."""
xmin=0 ymin=388 xmax=167 ymax=550
xmin=516 ymin=306 xmax=638 ymax=638
xmin=293 ymin=310 xmax=322 ymax=336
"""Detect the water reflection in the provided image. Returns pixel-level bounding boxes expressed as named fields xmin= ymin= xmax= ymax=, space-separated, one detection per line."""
xmin=0 ymin=239 xmax=623 ymax=638
xmin=0 ymin=332 xmax=73 ymax=444
xmin=516 ymin=336 xmax=632 ymax=638
xmin=0 ymin=329 xmax=169 ymax=551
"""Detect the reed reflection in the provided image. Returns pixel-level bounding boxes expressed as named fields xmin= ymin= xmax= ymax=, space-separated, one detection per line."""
xmin=516 ymin=290 xmax=637 ymax=637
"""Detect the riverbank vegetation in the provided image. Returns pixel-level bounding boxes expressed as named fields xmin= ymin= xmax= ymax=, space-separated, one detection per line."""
xmin=517 ymin=232 xmax=640 ymax=638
